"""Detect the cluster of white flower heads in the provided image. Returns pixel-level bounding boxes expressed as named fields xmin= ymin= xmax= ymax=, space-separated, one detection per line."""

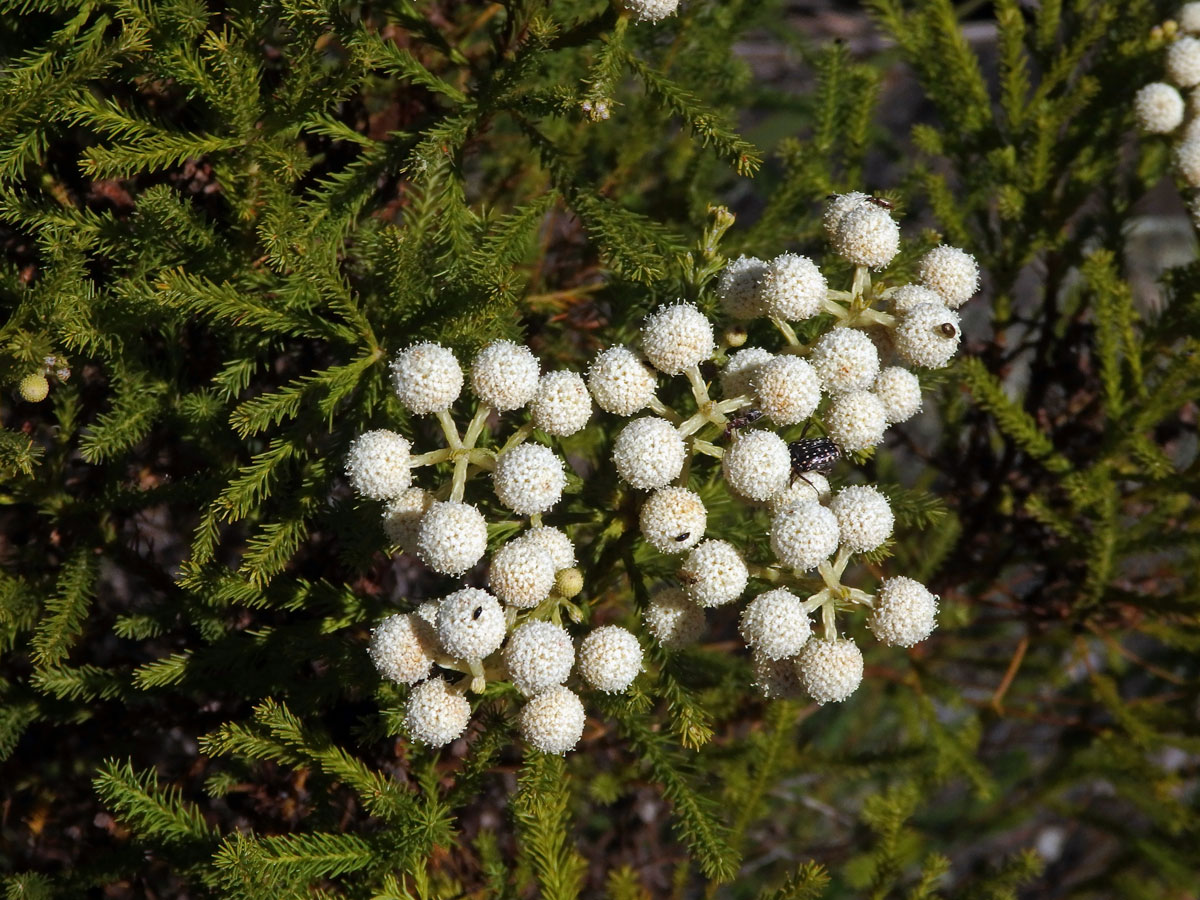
xmin=354 ymin=339 xmax=650 ymax=754
xmin=577 ymin=192 xmax=962 ymax=710
xmin=1134 ymin=10 xmax=1200 ymax=198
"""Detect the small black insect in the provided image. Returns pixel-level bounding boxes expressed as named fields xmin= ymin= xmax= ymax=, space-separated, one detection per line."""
xmin=789 ymin=437 xmax=840 ymax=481
xmin=868 ymin=195 xmax=894 ymax=210
xmin=472 ymin=606 xmax=483 ymax=620
xmin=675 ymin=532 xmax=690 ymax=542
xmin=724 ymin=408 xmax=763 ymax=439
xmin=938 ymin=322 xmax=958 ymax=339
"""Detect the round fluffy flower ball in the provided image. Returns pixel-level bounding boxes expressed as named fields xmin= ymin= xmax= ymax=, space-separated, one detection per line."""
xmin=760 ymin=253 xmax=827 ymax=321
xmin=19 ymin=373 xmax=49 ymax=402
xmin=587 ymin=346 xmax=657 ymax=416
xmin=489 ymin=540 xmax=556 ymax=609
xmin=1134 ymin=82 xmax=1185 ymax=134
xmin=890 ymin=283 xmax=944 ymax=316
xmin=869 ymin=576 xmax=939 ymax=647
xmin=612 ymin=417 xmax=686 ymax=490
xmin=345 ymin=430 xmax=411 ymax=500
xmin=874 ymin=367 xmax=922 ymax=424
xmin=383 ymin=488 xmax=433 ymax=553
xmin=830 ymin=484 xmax=894 ymax=553
xmin=493 ymin=443 xmax=566 ymax=515
xmin=823 ymin=192 xmax=871 ymax=241
xmin=641 ymin=303 xmax=715 ymax=375
xmin=754 ymin=355 xmax=821 ymax=425
xmin=1168 ymin=36 xmax=1200 ymax=87
xmin=520 ymin=687 xmax=586 ymax=755
xmin=504 ymin=621 xmax=574 ymax=696
xmin=680 ymin=539 xmax=748 ymax=607
xmin=753 ymin=653 xmax=804 ymax=700
xmin=895 ymin=303 xmax=962 ymax=369
xmin=405 ymin=677 xmax=471 ymax=746
xmin=769 ymin=473 xmax=831 ymax=514
xmin=417 ymin=501 xmax=488 ymax=575
xmin=797 ymin=638 xmax=864 ymax=704
xmin=833 ymin=203 xmax=900 ymax=269
xmin=740 ymin=588 xmax=812 ymax=661
xmin=531 ymin=371 xmax=592 ymax=436
xmin=723 ymin=430 xmax=791 ymax=501
xmin=1183 ymin=2 xmax=1200 ymax=33
xmin=644 ymin=587 xmax=705 ymax=649
xmin=620 ymin=0 xmax=679 ymax=22
xmin=437 ymin=588 xmax=506 ymax=660
xmin=523 ymin=526 xmax=576 ymax=571
xmin=471 ymin=340 xmax=539 ymax=411
xmin=1175 ymin=136 xmax=1200 ymax=187
xmin=578 ymin=625 xmax=643 ymax=693
xmin=721 ymin=347 xmax=773 ymax=400
xmin=917 ymin=246 xmax=980 ymax=308
xmin=640 ymin=486 xmax=707 ymax=553
xmin=824 ymin=390 xmax=888 ymax=451
xmin=391 ymin=342 xmax=463 ymax=414
xmin=770 ymin=500 xmax=840 ymax=571
xmin=369 ymin=613 xmax=437 ymax=685
xmin=810 ymin=327 xmax=881 ymax=394
xmin=717 ymin=255 xmax=767 ymax=319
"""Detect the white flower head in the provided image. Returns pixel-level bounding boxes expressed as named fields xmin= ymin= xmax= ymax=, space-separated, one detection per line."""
xmin=1168 ymin=36 xmax=1200 ymax=87
xmin=620 ymin=0 xmax=680 ymax=23
xmin=833 ymin=203 xmax=900 ymax=269
xmin=383 ymin=487 xmax=434 ymax=553
xmin=769 ymin=473 xmax=831 ymax=515
xmin=523 ymin=525 xmax=576 ymax=571
xmin=578 ymin=625 xmax=643 ymax=693
xmin=531 ymin=371 xmax=592 ymax=436
xmin=770 ymin=500 xmax=840 ymax=571
xmin=369 ymin=613 xmax=438 ymax=685
xmin=823 ymin=192 xmax=871 ymax=241
xmin=612 ymin=417 xmax=687 ymax=490
xmin=810 ymin=327 xmax=881 ymax=394
xmin=797 ymin=638 xmax=864 ymax=704
xmin=504 ymin=621 xmax=575 ymax=696
xmin=760 ymin=253 xmax=827 ymax=321
xmin=917 ymin=245 xmax=980 ymax=308
xmin=405 ymin=677 xmax=471 ymax=746
xmin=824 ymin=390 xmax=888 ymax=451
xmin=346 ymin=430 xmax=412 ymax=500
xmin=1175 ymin=136 xmax=1200 ymax=187
xmin=721 ymin=347 xmax=773 ymax=400
xmin=723 ymin=429 xmax=791 ymax=501
xmin=754 ymin=355 xmax=821 ymax=425
xmin=869 ymin=576 xmax=939 ymax=647
xmin=493 ymin=443 xmax=566 ymax=515
xmin=417 ymin=501 xmax=489 ymax=575
xmin=717 ymin=255 xmax=767 ymax=319
xmin=1183 ymin=2 xmax=1200 ymax=33
xmin=391 ymin=342 xmax=463 ymax=414
xmin=874 ymin=367 xmax=922 ymax=425
xmin=1134 ymin=82 xmax=1185 ymax=133
xmin=895 ymin=303 xmax=961 ymax=369
xmin=640 ymin=486 xmax=707 ymax=553
xmin=520 ymin=686 xmax=586 ymax=755
xmin=488 ymin=539 xmax=556 ymax=609
xmin=740 ymin=588 xmax=812 ymax=660
xmin=644 ymin=587 xmax=705 ymax=649
xmin=890 ymin=283 xmax=944 ymax=316
xmin=680 ymin=539 xmax=748 ymax=607
xmin=830 ymin=484 xmax=894 ymax=553
xmin=640 ymin=302 xmax=715 ymax=375
xmin=471 ymin=339 xmax=540 ymax=411
xmin=436 ymin=587 xmax=506 ymax=660
xmin=587 ymin=346 xmax=657 ymax=416
xmin=753 ymin=653 xmax=804 ymax=700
